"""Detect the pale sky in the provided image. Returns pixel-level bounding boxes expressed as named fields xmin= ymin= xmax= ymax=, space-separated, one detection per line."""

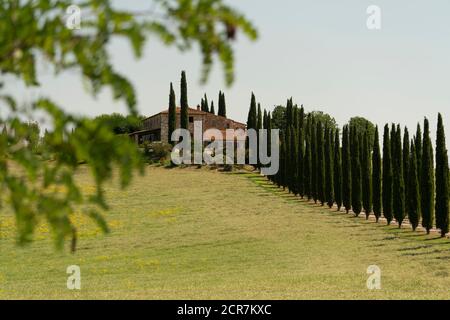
xmin=7 ymin=0 xmax=450 ymax=148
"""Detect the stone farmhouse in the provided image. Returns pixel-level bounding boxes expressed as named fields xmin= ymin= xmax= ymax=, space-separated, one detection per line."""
xmin=129 ymin=106 xmax=247 ymax=144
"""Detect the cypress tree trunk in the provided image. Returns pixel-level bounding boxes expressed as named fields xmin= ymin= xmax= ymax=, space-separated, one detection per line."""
xmin=168 ymin=83 xmax=177 ymax=144
xmin=393 ymin=125 xmax=406 ymax=228
xmin=180 ymin=71 xmax=189 ymax=130
xmin=435 ymin=113 xmax=449 ymax=237
xmin=342 ymin=125 xmax=352 ymax=213
xmin=421 ymin=118 xmax=435 ymax=234
xmin=408 ymin=142 xmax=421 ymax=231
xmin=317 ymin=121 xmax=326 ymax=205
xmin=372 ymin=126 xmax=382 ymax=222
xmin=382 ymin=124 xmax=393 ymax=225
xmin=362 ymin=130 xmax=372 ymax=219
xmin=351 ymin=127 xmax=362 ymax=216
xmin=334 ymin=129 xmax=343 ymax=211
xmin=325 ymin=127 xmax=335 ymax=208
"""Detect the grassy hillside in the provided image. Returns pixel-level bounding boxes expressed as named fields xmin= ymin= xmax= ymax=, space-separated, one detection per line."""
xmin=1 ymin=166 xmax=450 ymax=299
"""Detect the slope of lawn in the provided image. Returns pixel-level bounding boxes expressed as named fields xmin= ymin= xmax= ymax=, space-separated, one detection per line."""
xmin=1 ymin=165 xmax=450 ymax=299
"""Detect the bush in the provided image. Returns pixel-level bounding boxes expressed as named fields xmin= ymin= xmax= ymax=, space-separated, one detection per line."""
xmin=142 ymin=142 xmax=172 ymax=162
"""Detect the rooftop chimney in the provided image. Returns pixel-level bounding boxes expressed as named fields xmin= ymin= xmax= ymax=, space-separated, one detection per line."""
xmin=197 ymin=105 xmax=200 ymax=111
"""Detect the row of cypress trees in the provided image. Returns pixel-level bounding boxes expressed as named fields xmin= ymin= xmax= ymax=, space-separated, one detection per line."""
xmin=251 ymin=95 xmax=449 ymax=237
xmin=200 ymin=91 xmax=227 ymax=116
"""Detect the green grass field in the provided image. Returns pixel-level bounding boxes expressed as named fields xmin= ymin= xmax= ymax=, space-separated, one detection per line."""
xmin=1 ymin=165 xmax=450 ymax=299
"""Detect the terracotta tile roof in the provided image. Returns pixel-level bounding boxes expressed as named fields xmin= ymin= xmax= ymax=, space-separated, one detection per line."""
xmin=144 ymin=107 xmax=246 ymax=126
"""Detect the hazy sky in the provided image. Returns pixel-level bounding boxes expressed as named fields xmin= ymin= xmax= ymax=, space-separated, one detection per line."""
xmin=8 ymin=0 xmax=450 ymax=146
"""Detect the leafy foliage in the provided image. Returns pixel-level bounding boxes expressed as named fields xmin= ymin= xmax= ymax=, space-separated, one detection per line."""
xmin=0 ymin=0 xmax=257 ymax=249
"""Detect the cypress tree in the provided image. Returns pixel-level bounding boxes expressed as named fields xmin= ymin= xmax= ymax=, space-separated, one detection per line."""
xmin=317 ymin=121 xmax=326 ymax=205
xmin=257 ymin=104 xmax=262 ymax=130
xmin=393 ymin=125 xmax=406 ymax=228
xmin=362 ymin=129 xmax=372 ymax=219
xmin=218 ymin=91 xmax=226 ymax=117
xmin=180 ymin=71 xmax=189 ymax=130
xmin=415 ymin=123 xmax=422 ymax=177
xmin=351 ymin=127 xmax=362 ymax=216
xmin=304 ymin=116 xmax=312 ymax=200
xmin=297 ymin=110 xmax=305 ymax=198
xmin=414 ymin=123 xmax=423 ymax=214
xmin=247 ymin=93 xmax=257 ymax=130
xmin=408 ymin=141 xmax=421 ymax=231
xmin=168 ymin=82 xmax=177 ymax=144
xmin=203 ymin=94 xmax=210 ymax=113
xmin=334 ymin=129 xmax=343 ymax=211
xmin=290 ymin=125 xmax=299 ymax=194
xmin=372 ymin=126 xmax=382 ymax=222
xmin=286 ymin=98 xmax=293 ymax=128
xmin=210 ymin=101 xmax=215 ymax=115
xmin=403 ymin=127 xmax=410 ymax=208
xmin=325 ymin=126 xmax=334 ymax=207
xmin=342 ymin=125 xmax=352 ymax=213
xmin=267 ymin=111 xmax=272 ymax=158
xmin=278 ymin=133 xmax=286 ymax=188
xmin=311 ymin=117 xmax=318 ymax=203
xmin=435 ymin=113 xmax=449 ymax=237
xmin=285 ymin=126 xmax=291 ymax=191
xmin=421 ymin=118 xmax=435 ymax=234
xmin=382 ymin=124 xmax=393 ymax=224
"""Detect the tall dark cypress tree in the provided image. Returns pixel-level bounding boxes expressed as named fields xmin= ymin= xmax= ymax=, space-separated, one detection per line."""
xmin=382 ymin=124 xmax=393 ymax=224
xmin=285 ymin=126 xmax=291 ymax=191
xmin=334 ymin=129 xmax=343 ymax=211
xmin=403 ymin=127 xmax=410 ymax=209
xmin=421 ymin=118 xmax=435 ymax=234
xmin=435 ymin=113 xmax=449 ymax=237
xmin=408 ymin=141 xmax=421 ymax=231
xmin=203 ymin=94 xmax=210 ymax=113
xmin=304 ymin=116 xmax=312 ymax=200
xmin=247 ymin=93 xmax=257 ymax=130
xmin=393 ymin=125 xmax=406 ymax=228
xmin=317 ymin=121 xmax=326 ymax=205
xmin=325 ymin=127 xmax=335 ymax=208
xmin=290 ymin=125 xmax=299 ymax=194
xmin=210 ymin=101 xmax=215 ymax=115
xmin=414 ymin=123 xmax=423 ymax=215
xmin=257 ymin=104 xmax=262 ymax=131
xmin=286 ymin=98 xmax=293 ymax=129
xmin=311 ymin=117 xmax=318 ymax=203
xmin=362 ymin=129 xmax=372 ymax=219
xmin=278 ymin=132 xmax=286 ymax=188
xmin=297 ymin=109 xmax=305 ymax=198
xmin=372 ymin=126 xmax=382 ymax=222
xmin=351 ymin=127 xmax=362 ymax=216
xmin=342 ymin=125 xmax=352 ymax=213
xmin=218 ymin=91 xmax=226 ymax=117
xmin=180 ymin=71 xmax=189 ymax=130
xmin=168 ymin=83 xmax=177 ymax=144
xmin=415 ymin=123 xmax=422 ymax=178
